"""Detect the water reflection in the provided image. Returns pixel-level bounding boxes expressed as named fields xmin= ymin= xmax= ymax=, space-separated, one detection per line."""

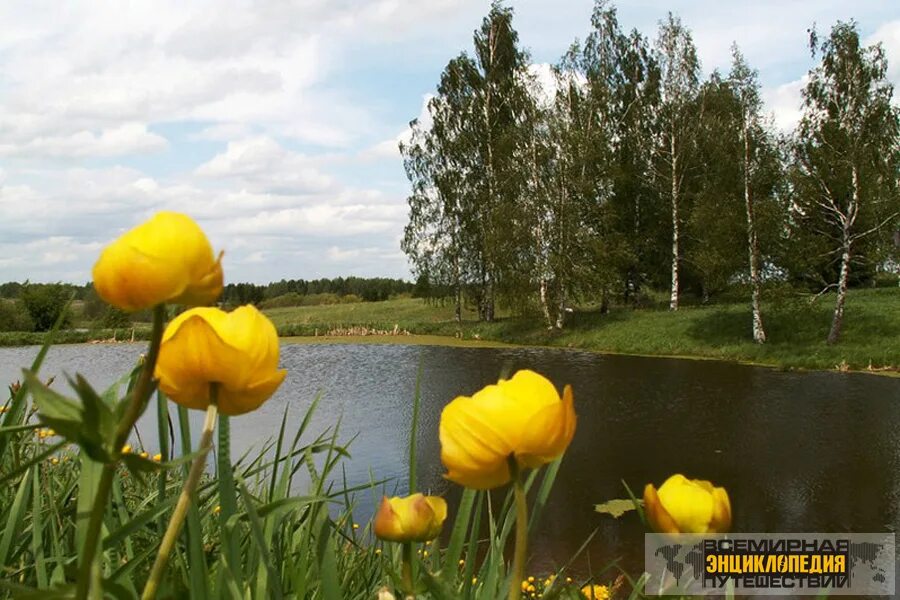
xmin=1 ymin=342 xmax=898 ymax=579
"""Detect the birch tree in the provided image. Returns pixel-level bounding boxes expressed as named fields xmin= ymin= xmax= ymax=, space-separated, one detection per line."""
xmin=654 ymin=14 xmax=701 ymax=311
xmin=730 ymin=46 xmax=777 ymax=343
xmin=793 ymin=22 xmax=900 ymax=344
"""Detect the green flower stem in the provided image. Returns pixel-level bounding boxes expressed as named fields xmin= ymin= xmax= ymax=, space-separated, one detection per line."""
xmin=141 ymin=395 xmax=219 ymax=600
xmin=401 ymin=542 xmax=415 ymax=599
xmin=508 ymin=459 xmax=528 ymax=600
xmin=75 ymin=304 xmax=166 ymax=600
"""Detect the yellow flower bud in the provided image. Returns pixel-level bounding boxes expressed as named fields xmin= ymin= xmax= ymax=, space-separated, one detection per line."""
xmin=92 ymin=211 xmax=223 ymax=311
xmin=643 ymin=474 xmax=732 ymax=534
xmin=581 ymin=584 xmax=610 ymax=599
xmin=154 ymin=305 xmax=286 ymax=416
xmin=121 ymin=444 xmax=132 ymax=454
xmin=439 ymin=370 xmax=576 ymax=489
xmin=373 ymin=493 xmax=447 ymax=543
xmin=152 ymin=453 xmax=162 ymax=462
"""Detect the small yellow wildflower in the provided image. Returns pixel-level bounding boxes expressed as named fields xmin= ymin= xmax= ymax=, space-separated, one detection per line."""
xmin=139 ymin=451 xmax=149 ymax=459
xmin=50 ymin=457 xmax=59 ymax=465
xmin=213 ymin=505 xmax=221 ymax=515
xmin=352 ymin=523 xmax=360 ymax=530
xmin=581 ymin=584 xmax=610 ymax=599
xmin=152 ymin=453 xmax=162 ymax=462
xmin=121 ymin=444 xmax=132 ymax=454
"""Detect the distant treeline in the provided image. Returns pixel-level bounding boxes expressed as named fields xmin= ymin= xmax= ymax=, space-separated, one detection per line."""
xmin=0 ymin=277 xmax=415 ymax=332
xmin=223 ymin=277 xmax=413 ymax=306
xmin=400 ymin=1 xmax=900 ymax=344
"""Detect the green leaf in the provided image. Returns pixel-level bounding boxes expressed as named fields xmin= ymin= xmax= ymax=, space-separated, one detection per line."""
xmin=24 ymin=370 xmax=112 ymax=462
xmin=75 ymin=453 xmax=103 ymax=573
xmin=594 ymin=498 xmax=640 ymax=519
xmin=443 ymin=487 xmax=476 ymax=585
xmin=0 ymin=467 xmax=32 ymax=566
xmin=622 ymin=479 xmax=647 ymax=526
xmin=69 ymin=373 xmax=116 ymax=446
xmin=24 ymin=369 xmax=82 ymax=422
xmin=239 ymin=478 xmax=284 ymax=600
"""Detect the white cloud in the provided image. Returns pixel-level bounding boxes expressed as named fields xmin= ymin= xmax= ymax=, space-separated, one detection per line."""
xmin=360 ymin=94 xmax=434 ymax=162
xmin=762 ymin=76 xmax=808 ymax=132
xmin=760 ymin=18 xmax=900 ymax=132
xmin=195 ymin=137 xmax=335 ymax=194
xmin=867 ymin=20 xmax=900 ymax=94
xmin=0 ymin=123 xmax=167 ymax=158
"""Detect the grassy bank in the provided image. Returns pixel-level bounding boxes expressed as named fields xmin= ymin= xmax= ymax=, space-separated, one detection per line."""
xmin=268 ymin=288 xmax=900 ymax=372
xmin=3 ymin=288 xmax=897 ymax=372
xmin=0 ymin=327 xmax=151 ymax=347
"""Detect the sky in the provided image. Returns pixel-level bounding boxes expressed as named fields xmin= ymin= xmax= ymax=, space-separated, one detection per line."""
xmin=0 ymin=1 xmax=898 ymax=285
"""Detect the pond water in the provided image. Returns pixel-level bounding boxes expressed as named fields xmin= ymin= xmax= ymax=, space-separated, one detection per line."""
xmin=2 ymin=342 xmax=899 ymax=581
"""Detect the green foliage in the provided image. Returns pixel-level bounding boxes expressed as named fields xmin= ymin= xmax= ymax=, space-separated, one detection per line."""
xmin=224 ymin=277 xmax=413 ymax=307
xmin=102 ymin=306 xmax=132 ymax=329
xmin=20 ymin=284 xmax=72 ymax=332
xmin=0 ymin=299 xmax=34 ymax=332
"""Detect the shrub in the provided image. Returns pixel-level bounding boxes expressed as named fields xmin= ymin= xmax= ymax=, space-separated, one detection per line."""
xmin=20 ymin=283 xmax=72 ymax=331
xmin=0 ymin=299 xmax=34 ymax=332
xmin=102 ymin=306 xmax=132 ymax=329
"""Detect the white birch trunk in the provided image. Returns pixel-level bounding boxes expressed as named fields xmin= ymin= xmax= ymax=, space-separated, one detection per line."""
xmin=827 ymin=166 xmax=859 ymax=345
xmin=743 ymin=123 xmax=766 ymax=343
xmin=669 ymin=132 xmax=680 ymax=311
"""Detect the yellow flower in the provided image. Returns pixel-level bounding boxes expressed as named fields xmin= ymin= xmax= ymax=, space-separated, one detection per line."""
xmin=139 ymin=451 xmax=149 ymax=459
xmin=643 ymin=474 xmax=732 ymax=534
xmin=581 ymin=584 xmax=610 ymax=599
xmin=373 ymin=494 xmax=447 ymax=543
xmin=92 ymin=211 xmax=223 ymax=311
xmin=154 ymin=305 xmax=286 ymax=416
xmin=152 ymin=453 xmax=162 ymax=462
xmin=213 ymin=505 xmax=221 ymax=515
xmin=121 ymin=444 xmax=132 ymax=454
xmin=439 ymin=370 xmax=576 ymax=489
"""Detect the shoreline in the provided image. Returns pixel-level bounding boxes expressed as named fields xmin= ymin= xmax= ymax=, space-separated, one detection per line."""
xmin=277 ymin=333 xmax=899 ymax=378
xmin=4 ymin=331 xmax=894 ymax=378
